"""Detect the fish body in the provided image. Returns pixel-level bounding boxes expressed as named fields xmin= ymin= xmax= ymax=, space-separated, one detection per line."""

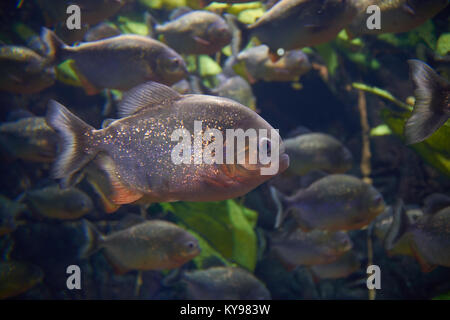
xmin=46 ymin=81 xmax=289 ymax=207
xmin=404 ymin=59 xmax=450 ymax=145
xmin=283 ymin=132 xmax=353 ymax=176
xmin=270 ymin=228 xmax=352 ymax=270
xmin=83 ymin=22 xmax=122 ymax=42
xmin=0 ymin=117 xmax=57 ymax=163
xmin=0 ymin=195 xmax=26 ymax=236
xmin=212 ymin=75 xmax=256 ymax=110
xmin=26 ymin=185 xmax=93 ymax=220
xmin=153 ymin=11 xmax=232 ymax=55
xmin=310 ymin=251 xmax=360 ymax=280
xmin=347 ymin=0 xmax=449 ymax=37
xmin=387 ymin=196 xmax=450 ymax=272
xmin=0 ymin=46 xmax=55 ymax=94
xmin=42 ymin=29 xmax=188 ymax=94
xmin=182 ymin=266 xmax=271 ymax=300
xmin=0 ymin=261 xmax=43 ymax=299
xmin=273 ymin=174 xmax=385 ymax=231
xmin=83 ymin=220 xmax=200 ymax=273
xmin=229 ymin=0 xmax=360 ymax=54
xmin=235 ymin=45 xmax=311 ymax=82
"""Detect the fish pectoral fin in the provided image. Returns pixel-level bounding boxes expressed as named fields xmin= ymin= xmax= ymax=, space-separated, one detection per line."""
xmin=201 ymin=173 xmax=235 ymax=188
xmin=69 ymin=60 xmax=100 ymax=95
xmin=193 ymin=36 xmax=211 ymax=46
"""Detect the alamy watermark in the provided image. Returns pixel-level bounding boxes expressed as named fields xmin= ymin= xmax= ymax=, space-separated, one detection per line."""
xmin=170 ymin=120 xmax=281 ymax=176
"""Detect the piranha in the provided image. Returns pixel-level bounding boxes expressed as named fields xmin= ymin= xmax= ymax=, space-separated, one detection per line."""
xmin=309 ymin=251 xmax=361 ymax=281
xmin=404 ymin=59 xmax=450 ymax=145
xmin=0 ymin=261 xmax=43 ymax=299
xmin=82 ymin=219 xmax=200 ymax=274
xmin=0 ymin=116 xmax=57 ymax=163
xmin=269 ymin=228 xmax=352 ymax=270
xmin=0 ymin=45 xmax=55 ymax=94
xmin=283 ymin=132 xmax=353 ymax=176
xmin=37 ymin=0 xmax=126 ymax=27
xmin=83 ymin=23 xmax=122 ymax=42
xmin=386 ymin=195 xmax=450 ymax=272
xmin=347 ymin=0 xmax=449 ymax=38
xmin=211 ymin=74 xmax=256 ymax=110
xmin=226 ymin=0 xmax=360 ymax=58
xmin=0 ymin=195 xmax=26 ymax=236
xmin=25 ymin=185 xmax=93 ymax=220
xmin=46 ymin=81 xmax=289 ymax=207
xmin=271 ymin=174 xmax=385 ymax=231
xmin=182 ymin=266 xmax=271 ymax=300
xmin=147 ymin=10 xmax=232 ymax=55
xmin=232 ymin=45 xmax=311 ymax=83
xmin=42 ymin=28 xmax=188 ymax=95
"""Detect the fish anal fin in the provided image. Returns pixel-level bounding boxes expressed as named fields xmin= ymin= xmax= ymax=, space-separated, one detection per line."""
xmin=104 ymin=252 xmax=130 ymax=275
xmin=410 ymin=242 xmax=436 ymax=273
xmin=110 ymin=179 xmax=143 ymax=205
xmin=96 ymin=155 xmax=143 ymax=205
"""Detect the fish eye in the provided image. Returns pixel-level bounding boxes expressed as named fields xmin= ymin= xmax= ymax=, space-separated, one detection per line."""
xmin=186 ymin=241 xmax=197 ymax=250
xmin=259 ymin=137 xmax=272 ymax=157
xmin=168 ymin=58 xmax=182 ymax=71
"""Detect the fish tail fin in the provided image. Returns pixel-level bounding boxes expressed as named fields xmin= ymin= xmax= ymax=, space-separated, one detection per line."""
xmin=41 ymin=27 xmax=69 ymax=64
xmin=46 ymin=100 xmax=97 ymax=182
xmin=384 ymin=198 xmax=409 ymax=251
xmin=404 ymin=59 xmax=450 ymax=144
xmin=270 ymin=186 xmax=289 ymax=229
xmin=80 ymin=219 xmax=105 ymax=259
xmin=224 ymin=14 xmax=250 ymax=56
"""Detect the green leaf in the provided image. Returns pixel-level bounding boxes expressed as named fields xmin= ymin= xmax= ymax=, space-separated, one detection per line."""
xmin=315 ymin=43 xmax=339 ymax=77
xmin=198 ymin=55 xmax=222 ymax=77
xmin=370 ymin=124 xmax=392 ymax=137
xmin=160 ymin=199 xmax=258 ymax=271
xmin=437 ymin=33 xmax=450 ymax=56
xmin=433 ymin=291 xmax=450 ymax=300
xmin=117 ymin=16 xmax=149 ymax=35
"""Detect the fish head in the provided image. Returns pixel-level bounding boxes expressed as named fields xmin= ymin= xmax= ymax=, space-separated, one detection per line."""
xmin=280 ymin=50 xmax=311 ymax=73
xmin=364 ymin=184 xmax=386 ymax=220
xmin=65 ymin=191 xmax=94 ymax=215
xmin=220 ymin=105 xmax=290 ymax=182
xmin=170 ymin=230 xmax=201 ymax=264
xmin=206 ymin=18 xmax=232 ymax=46
xmin=329 ymin=144 xmax=353 ymax=173
xmin=156 ymin=50 xmax=188 ymax=85
xmin=329 ymin=231 xmax=353 ymax=254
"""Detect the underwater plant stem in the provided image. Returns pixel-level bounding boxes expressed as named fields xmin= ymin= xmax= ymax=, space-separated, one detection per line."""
xmin=357 ymin=89 xmax=372 ymax=185
xmin=352 ymin=83 xmax=412 ymax=111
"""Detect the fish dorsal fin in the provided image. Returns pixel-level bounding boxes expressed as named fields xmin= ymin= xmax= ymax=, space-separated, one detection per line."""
xmin=101 ymin=118 xmax=117 ymax=129
xmin=118 ymin=81 xmax=181 ymax=118
xmin=169 ymin=6 xmax=192 ymax=21
xmin=423 ymin=193 xmax=450 ymax=215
